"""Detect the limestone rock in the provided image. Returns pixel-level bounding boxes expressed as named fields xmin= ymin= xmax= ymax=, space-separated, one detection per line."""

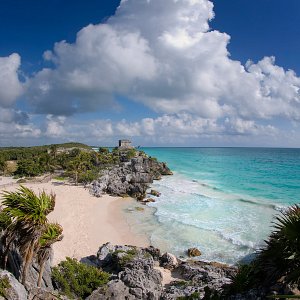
xmin=90 ymin=156 xmax=171 ymax=200
xmin=96 ymin=243 xmax=136 ymax=270
xmin=187 ymin=248 xmax=202 ymax=257
xmin=139 ymin=198 xmax=156 ymax=204
xmin=160 ymin=253 xmax=178 ymax=270
xmin=27 ymin=287 xmax=70 ymax=300
xmin=0 ymin=270 xmax=27 ymax=300
xmin=143 ymin=246 xmax=161 ymax=262
xmin=120 ymin=256 xmax=163 ymax=299
xmin=86 ymin=280 xmax=135 ymax=300
xmin=177 ymin=261 xmax=235 ymax=291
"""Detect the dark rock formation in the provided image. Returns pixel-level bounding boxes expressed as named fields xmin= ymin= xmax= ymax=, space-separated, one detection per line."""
xmin=150 ymin=190 xmax=161 ymax=197
xmin=159 ymin=253 xmax=178 ymax=270
xmin=187 ymin=248 xmax=202 ymax=257
xmin=90 ymin=156 xmax=172 ymax=199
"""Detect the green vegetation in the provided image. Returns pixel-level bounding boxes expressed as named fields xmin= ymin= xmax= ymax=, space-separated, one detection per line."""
xmin=52 ymin=257 xmax=110 ymax=299
xmin=227 ymin=264 xmax=255 ymax=294
xmin=53 ymin=176 xmax=66 ymax=181
xmin=125 ymin=148 xmax=137 ymax=159
xmin=228 ymin=204 xmax=300 ymax=296
xmin=0 ymin=186 xmax=63 ymax=286
xmin=112 ymin=248 xmax=139 ymax=268
xmin=0 ymin=276 xmax=11 ymax=297
xmin=178 ymin=292 xmax=200 ymax=299
xmin=256 ymin=204 xmax=300 ymax=285
xmin=0 ymin=142 xmax=147 ymax=184
xmin=0 ymin=158 xmax=6 ymax=174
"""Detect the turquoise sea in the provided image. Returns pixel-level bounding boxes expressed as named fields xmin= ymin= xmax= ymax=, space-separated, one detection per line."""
xmin=125 ymin=148 xmax=300 ymax=264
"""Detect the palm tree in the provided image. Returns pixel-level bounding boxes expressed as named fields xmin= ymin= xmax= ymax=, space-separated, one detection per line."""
xmin=256 ymin=204 xmax=300 ymax=285
xmin=67 ymin=153 xmax=93 ymax=185
xmin=37 ymin=223 xmax=63 ymax=287
xmin=0 ymin=186 xmax=59 ymax=285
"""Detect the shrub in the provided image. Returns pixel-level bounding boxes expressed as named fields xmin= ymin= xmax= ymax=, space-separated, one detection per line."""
xmin=112 ymin=248 xmax=139 ymax=269
xmin=98 ymin=147 xmax=109 ymax=155
xmin=125 ymin=149 xmax=137 ymax=159
xmin=78 ymin=169 xmax=99 ymax=184
xmin=256 ymin=205 xmax=300 ymax=285
xmin=14 ymin=159 xmax=42 ymax=177
xmin=0 ymin=276 xmax=11 ymax=297
xmin=52 ymin=257 xmax=110 ymax=299
xmin=226 ymin=264 xmax=255 ymax=294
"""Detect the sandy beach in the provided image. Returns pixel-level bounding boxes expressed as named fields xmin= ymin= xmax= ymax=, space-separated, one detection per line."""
xmin=0 ymin=179 xmax=148 ymax=265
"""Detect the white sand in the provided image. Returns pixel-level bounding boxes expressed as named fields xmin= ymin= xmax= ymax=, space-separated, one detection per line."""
xmin=0 ymin=176 xmax=17 ymax=187
xmin=0 ymin=179 xmax=148 ymax=265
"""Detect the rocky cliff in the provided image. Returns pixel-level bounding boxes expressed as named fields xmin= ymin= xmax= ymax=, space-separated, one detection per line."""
xmin=90 ymin=155 xmax=172 ymax=199
xmin=1 ymin=243 xmax=298 ymax=299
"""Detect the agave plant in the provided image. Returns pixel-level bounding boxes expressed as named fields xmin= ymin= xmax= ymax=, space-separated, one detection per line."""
xmin=257 ymin=204 xmax=300 ymax=285
xmin=37 ymin=223 xmax=63 ymax=287
xmin=0 ymin=185 xmax=60 ymax=285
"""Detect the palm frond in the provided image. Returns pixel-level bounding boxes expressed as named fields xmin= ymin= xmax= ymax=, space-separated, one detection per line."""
xmin=39 ymin=223 xmax=63 ymax=248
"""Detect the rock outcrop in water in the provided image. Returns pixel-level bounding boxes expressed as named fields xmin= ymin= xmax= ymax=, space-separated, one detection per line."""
xmin=89 ymin=155 xmax=172 ymax=199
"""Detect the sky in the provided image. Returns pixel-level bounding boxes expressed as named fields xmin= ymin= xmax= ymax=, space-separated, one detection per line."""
xmin=0 ymin=0 xmax=300 ymax=147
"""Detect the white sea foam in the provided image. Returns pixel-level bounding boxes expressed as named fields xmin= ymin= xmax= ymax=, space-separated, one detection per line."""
xmin=145 ymin=173 xmax=277 ymax=263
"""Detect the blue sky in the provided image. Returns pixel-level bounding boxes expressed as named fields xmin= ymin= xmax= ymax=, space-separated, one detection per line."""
xmin=0 ymin=0 xmax=300 ymax=147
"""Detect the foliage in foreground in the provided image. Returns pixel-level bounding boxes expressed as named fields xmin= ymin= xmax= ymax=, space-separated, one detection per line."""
xmin=52 ymin=257 xmax=110 ymax=299
xmin=0 ymin=186 xmax=63 ymax=286
xmin=229 ymin=204 xmax=300 ymax=296
xmin=256 ymin=204 xmax=300 ymax=285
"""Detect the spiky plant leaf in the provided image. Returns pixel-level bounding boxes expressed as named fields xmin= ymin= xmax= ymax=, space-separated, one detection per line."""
xmin=257 ymin=205 xmax=300 ymax=285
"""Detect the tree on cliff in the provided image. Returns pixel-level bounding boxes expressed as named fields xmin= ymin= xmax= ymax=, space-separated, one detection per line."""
xmin=0 ymin=186 xmax=63 ymax=286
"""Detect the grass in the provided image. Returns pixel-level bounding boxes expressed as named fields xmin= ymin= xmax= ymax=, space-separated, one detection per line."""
xmin=53 ymin=176 xmax=66 ymax=181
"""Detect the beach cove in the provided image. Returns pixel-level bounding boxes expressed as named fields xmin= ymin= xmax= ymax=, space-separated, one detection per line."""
xmin=0 ymin=179 xmax=148 ymax=265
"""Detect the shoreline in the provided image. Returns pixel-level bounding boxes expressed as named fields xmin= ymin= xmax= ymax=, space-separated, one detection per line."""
xmin=0 ymin=178 xmax=148 ymax=265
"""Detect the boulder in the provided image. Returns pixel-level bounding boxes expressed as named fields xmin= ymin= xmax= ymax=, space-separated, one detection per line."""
xmin=120 ymin=256 xmax=163 ymax=299
xmin=187 ymin=248 xmax=202 ymax=257
xmin=27 ymin=287 xmax=70 ymax=300
xmin=143 ymin=246 xmax=161 ymax=262
xmin=86 ymin=280 xmax=135 ymax=300
xmin=177 ymin=261 xmax=235 ymax=291
xmin=96 ymin=243 xmax=137 ymax=271
xmin=139 ymin=198 xmax=156 ymax=204
xmin=0 ymin=270 xmax=27 ymax=300
xmin=150 ymin=190 xmax=161 ymax=197
xmin=160 ymin=253 xmax=178 ymax=270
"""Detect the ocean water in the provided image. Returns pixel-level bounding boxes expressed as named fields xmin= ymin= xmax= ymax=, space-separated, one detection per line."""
xmin=124 ymin=148 xmax=300 ymax=264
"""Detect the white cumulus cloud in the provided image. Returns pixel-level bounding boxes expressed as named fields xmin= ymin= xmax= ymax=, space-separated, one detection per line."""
xmin=1 ymin=0 xmax=300 ymax=146
xmin=0 ymin=54 xmax=23 ymax=107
